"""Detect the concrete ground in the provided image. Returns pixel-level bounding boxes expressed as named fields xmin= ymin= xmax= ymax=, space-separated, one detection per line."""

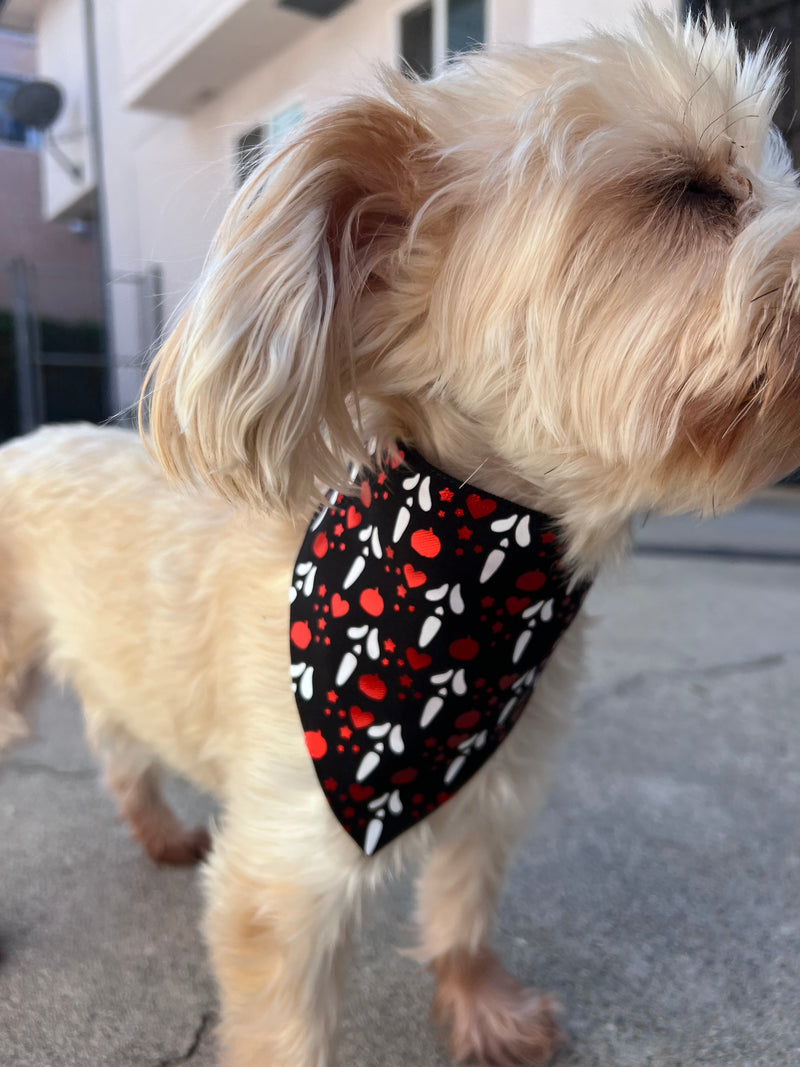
xmin=1 ymin=497 xmax=798 ymax=1066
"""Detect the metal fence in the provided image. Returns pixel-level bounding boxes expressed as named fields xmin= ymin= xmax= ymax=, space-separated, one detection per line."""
xmin=0 ymin=259 xmax=162 ymax=441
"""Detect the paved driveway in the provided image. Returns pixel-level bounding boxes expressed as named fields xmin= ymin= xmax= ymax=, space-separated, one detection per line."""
xmin=1 ymin=502 xmax=798 ymax=1066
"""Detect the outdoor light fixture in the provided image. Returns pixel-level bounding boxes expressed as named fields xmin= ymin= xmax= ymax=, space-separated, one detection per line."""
xmin=4 ymin=78 xmax=84 ymax=182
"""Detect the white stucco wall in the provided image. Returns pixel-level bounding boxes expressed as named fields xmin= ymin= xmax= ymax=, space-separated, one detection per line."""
xmin=27 ymin=0 xmax=679 ymax=417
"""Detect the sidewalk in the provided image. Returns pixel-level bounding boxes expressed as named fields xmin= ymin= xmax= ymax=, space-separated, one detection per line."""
xmin=1 ymin=498 xmax=798 ymax=1066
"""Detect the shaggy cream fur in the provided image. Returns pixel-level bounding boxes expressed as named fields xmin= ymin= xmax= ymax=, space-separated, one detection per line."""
xmin=1 ymin=11 xmax=799 ymax=1066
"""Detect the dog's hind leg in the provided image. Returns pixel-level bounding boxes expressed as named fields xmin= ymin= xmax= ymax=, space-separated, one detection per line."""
xmin=96 ymin=723 xmax=211 ymax=865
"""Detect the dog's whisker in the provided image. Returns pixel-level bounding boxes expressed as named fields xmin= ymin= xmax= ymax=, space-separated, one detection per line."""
xmin=459 ymin=458 xmax=488 ymax=488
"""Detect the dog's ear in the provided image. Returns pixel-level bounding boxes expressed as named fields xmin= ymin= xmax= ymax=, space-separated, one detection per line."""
xmin=144 ymin=96 xmax=430 ymax=516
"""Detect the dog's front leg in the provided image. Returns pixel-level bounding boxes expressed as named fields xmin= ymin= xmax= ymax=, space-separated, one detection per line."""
xmin=204 ymin=814 xmax=363 ymax=1067
xmin=415 ymin=630 xmax=585 ymax=1066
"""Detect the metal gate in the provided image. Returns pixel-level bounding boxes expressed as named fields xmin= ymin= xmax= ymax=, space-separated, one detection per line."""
xmin=0 ymin=260 xmax=162 ymax=442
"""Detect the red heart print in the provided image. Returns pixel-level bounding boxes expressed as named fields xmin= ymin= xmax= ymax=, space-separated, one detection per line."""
xmin=499 ymin=673 xmax=519 ymax=691
xmin=346 ymin=506 xmax=361 ymax=529
xmin=410 ymin=528 xmax=441 ymax=558
xmin=290 ymin=620 xmax=312 ymax=650
xmin=403 ymin=563 xmax=427 ymax=588
xmin=517 ymin=570 xmax=546 ymax=592
xmin=349 ymin=783 xmax=374 ymax=802
xmin=360 ymin=587 xmax=384 ymax=616
xmin=449 ymin=636 xmax=479 ymax=661
xmin=350 ymin=706 xmax=374 ymax=729
xmin=304 ymin=730 xmax=327 ymax=759
xmin=406 ymin=647 xmax=432 ymax=671
xmin=358 ymin=674 xmax=387 ymax=701
xmin=331 ymin=593 xmax=349 ymax=617
xmin=466 ymin=494 xmax=496 ymax=519
xmin=506 ymin=596 xmax=531 ymax=615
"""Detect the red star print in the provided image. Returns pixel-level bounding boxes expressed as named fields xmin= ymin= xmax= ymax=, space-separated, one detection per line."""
xmin=326 ymin=690 xmax=338 ymax=703
xmin=386 ymin=545 xmax=395 ymax=559
xmin=541 ymin=531 xmax=555 ymax=543
xmin=323 ymin=778 xmax=337 ymax=791
xmin=333 ymin=524 xmax=344 ymax=536
xmin=397 ymin=585 xmax=407 ymax=598
xmin=492 ymin=621 xmax=503 ymax=633
xmin=439 ymin=488 xmax=454 ymax=501
xmin=455 ymin=508 xmax=464 ymax=516
xmin=399 ymin=675 xmax=413 ymax=687
xmin=317 ymin=618 xmax=327 ymax=630
xmin=481 ymin=596 xmax=494 ymax=608
xmin=340 ymin=726 xmax=352 ymax=740
xmin=384 ymin=638 xmax=396 ymax=652
xmin=457 ymin=526 xmax=473 ymax=540
xmin=318 ymin=584 xmax=327 ymax=597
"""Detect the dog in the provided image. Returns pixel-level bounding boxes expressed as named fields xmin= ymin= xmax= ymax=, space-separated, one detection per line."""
xmin=2 ymin=10 xmax=799 ymax=1066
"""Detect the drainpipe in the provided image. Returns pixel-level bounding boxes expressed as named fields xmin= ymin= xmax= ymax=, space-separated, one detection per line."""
xmin=82 ymin=0 xmax=118 ymax=420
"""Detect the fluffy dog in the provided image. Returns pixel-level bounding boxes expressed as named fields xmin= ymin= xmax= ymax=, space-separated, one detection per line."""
xmin=2 ymin=11 xmax=799 ymax=1066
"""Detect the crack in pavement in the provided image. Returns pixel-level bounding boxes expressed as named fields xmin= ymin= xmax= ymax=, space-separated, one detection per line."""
xmin=1 ymin=759 xmax=97 ymax=780
xmin=580 ymin=651 xmax=792 ymax=708
xmin=154 ymin=1011 xmax=215 ymax=1066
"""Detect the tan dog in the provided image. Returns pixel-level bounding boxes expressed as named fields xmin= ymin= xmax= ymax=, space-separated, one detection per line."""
xmin=2 ymin=12 xmax=799 ymax=1066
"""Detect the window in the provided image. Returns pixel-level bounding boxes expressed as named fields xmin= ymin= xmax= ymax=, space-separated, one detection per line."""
xmin=234 ymin=103 xmax=304 ymax=186
xmin=399 ymin=0 xmax=485 ymax=79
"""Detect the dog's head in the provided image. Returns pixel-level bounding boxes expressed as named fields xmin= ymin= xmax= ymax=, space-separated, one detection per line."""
xmin=145 ymin=11 xmax=800 ymax=566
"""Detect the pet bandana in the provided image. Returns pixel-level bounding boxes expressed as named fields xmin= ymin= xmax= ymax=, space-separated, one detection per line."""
xmin=290 ymin=447 xmax=590 ymax=855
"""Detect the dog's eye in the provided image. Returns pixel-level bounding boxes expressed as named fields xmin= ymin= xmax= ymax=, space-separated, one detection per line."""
xmin=681 ymin=177 xmax=738 ymax=218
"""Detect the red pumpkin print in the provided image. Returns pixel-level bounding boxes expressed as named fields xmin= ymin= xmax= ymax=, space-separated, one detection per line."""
xmin=349 ymin=783 xmax=374 ymax=802
xmin=290 ymin=620 xmax=312 ymax=650
xmin=517 ymin=570 xmax=546 ymax=592
xmin=358 ymin=674 xmax=387 ymax=701
xmin=360 ymin=587 xmax=384 ymax=616
xmin=304 ymin=730 xmax=327 ymax=759
xmin=505 ymin=596 xmax=531 ymax=615
xmin=449 ymin=636 xmax=479 ymax=661
xmin=455 ymin=710 xmax=480 ymax=730
xmin=410 ymin=528 xmax=441 ymax=558
xmin=391 ymin=768 xmax=418 ymax=785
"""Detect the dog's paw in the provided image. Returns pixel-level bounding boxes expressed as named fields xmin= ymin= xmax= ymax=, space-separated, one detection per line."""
xmin=431 ymin=948 xmax=564 ymax=1066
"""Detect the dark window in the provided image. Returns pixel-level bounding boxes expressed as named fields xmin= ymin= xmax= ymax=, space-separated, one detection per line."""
xmin=447 ymin=0 xmax=484 ymax=57
xmin=236 ymin=125 xmax=266 ymax=186
xmin=400 ymin=3 xmax=434 ymax=79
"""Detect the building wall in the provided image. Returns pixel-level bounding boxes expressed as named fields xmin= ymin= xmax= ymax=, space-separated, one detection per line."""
xmin=0 ymin=27 xmax=101 ymax=322
xmin=13 ymin=0 xmax=677 ymax=416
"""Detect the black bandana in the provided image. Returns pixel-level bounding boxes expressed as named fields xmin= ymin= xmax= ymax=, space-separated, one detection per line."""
xmin=290 ymin=447 xmax=590 ymax=855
